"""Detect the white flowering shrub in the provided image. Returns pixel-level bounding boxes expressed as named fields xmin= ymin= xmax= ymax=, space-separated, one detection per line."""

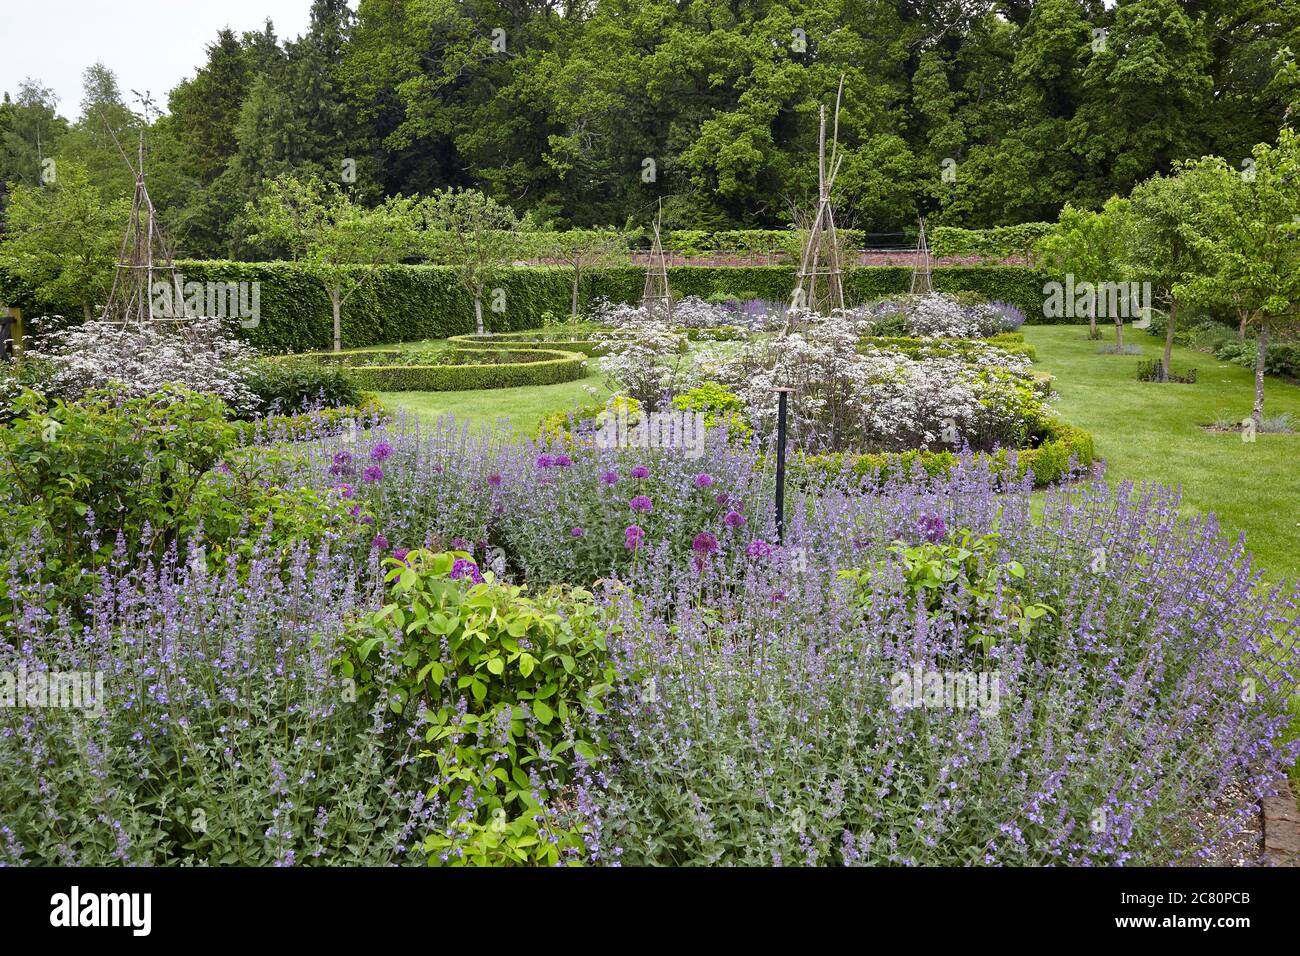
xmin=594 ymin=308 xmax=693 ymax=410
xmin=721 ymin=309 xmax=1048 ymax=453
xmin=25 ymin=315 xmax=260 ymax=413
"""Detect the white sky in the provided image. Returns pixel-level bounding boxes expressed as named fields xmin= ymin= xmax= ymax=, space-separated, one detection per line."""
xmin=0 ymin=0 xmax=352 ymax=120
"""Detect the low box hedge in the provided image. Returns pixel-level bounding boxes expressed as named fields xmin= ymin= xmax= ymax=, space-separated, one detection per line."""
xmin=794 ymin=418 xmax=1096 ymax=488
xmin=860 ymin=333 xmax=1037 ymax=362
xmin=294 ymin=347 xmax=588 ymax=392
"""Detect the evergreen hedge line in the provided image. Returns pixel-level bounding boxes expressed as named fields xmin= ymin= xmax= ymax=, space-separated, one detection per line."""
xmin=794 ymin=419 xmax=1096 ymax=489
xmin=1 ymin=260 xmax=1066 ymax=354
xmin=292 ymin=346 xmax=588 ymax=391
xmin=860 ymin=333 xmax=1038 ymax=362
xmin=929 ymin=223 xmax=1054 ymax=260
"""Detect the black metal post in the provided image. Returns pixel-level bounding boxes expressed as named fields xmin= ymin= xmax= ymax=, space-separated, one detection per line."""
xmin=773 ymin=388 xmax=792 ymax=544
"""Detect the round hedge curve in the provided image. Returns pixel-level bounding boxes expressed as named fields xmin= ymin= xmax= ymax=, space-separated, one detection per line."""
xmin=295 ymin=347 xmax=588 ymax=391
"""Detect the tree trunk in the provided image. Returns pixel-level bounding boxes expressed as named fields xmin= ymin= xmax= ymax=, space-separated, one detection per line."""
xmin=1161 ymin=299 xmax=1177 ymax=383
xmin=571 ymin=259 xmax=581 ymax=320
xmin=1088 ymin=296 xmax=1097 ymax=340
xmin=1115 ymin=317 xmax=1123 ymax=350
xmin=474 ymin=290 xmax=485 ymax=336
xmin=1253 ymin=321 xmax=1267 ymax=430
xmin=330 ymin=286 xmax=342 ymax=353
xmin=1238 ymin=311 xmax=1247 ymax=341
xmin=83 ymin=303 xmax=93 ymax=323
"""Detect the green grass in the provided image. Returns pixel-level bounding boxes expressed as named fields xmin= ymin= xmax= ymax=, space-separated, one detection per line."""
xmin=1023 ymin=324 xmax=1300 ymax=583
xmin=378 ymin=361 xmax=611 ymax=435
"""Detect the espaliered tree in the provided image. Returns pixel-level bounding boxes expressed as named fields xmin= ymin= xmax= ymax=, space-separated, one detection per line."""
xmin=1182 ymin=130 xmax=1300 ymax=429
xmin=533 ymin=227 xmax=630 ymax=320
xmin=418 ymin=188 xmax=521 ymax=336
xmin=244 ymin=174 xmax=416 ymax=352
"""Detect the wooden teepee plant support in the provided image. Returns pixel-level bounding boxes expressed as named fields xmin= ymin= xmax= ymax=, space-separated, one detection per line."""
xmin=100 ymin=122 xmax=190 ymax=332
xmin=792 ymin=77 xmax=847 ymax=318
xmin=909 ymin=218 xmax=934 ymax=295
xmin=641 ymin=200 xmax=673 ymax=322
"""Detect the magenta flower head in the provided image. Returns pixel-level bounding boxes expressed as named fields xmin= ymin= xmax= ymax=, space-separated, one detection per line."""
xmin=629 ymin=495 xmax=653 ymax=513
xmin=570 ymin=526 xmax=585 ymax=538
xmin=554 ymin=454 xmax=573 ymax=467
xmin=333 ymin=450 xmax=353 ymax=467
xmin=449 ymin=557 xmax=485 ymax=584
xmin=362 ymin=465 xmax=384 ymax=482
xmin=631 ymin=466 xmax=649 ymax=479
xmin=370 ymin=442 xmax=393 ymax=462
xmin=360 ymin=514 xmax=374 ymax=526
xmin=600 ymin=470 xmax=619 ymax=485
xmin=392 ymin=548 xmax=411 ymax=563
xmin=746 ymin=539 xmax=773 ymax=559
xmin=694 ymin=473 xmax=714 ymax=489
xmin=451 ymin=538 xmax=468 ymax=550
xmin=724 ymin=510 xmax=746 ymax=529
xmin=336 ymin=484 xmax=354 ymax=499
xmin=624 ymin=525 xmax=646 ymax=550
xmin=348 ymin=504 xmax=361 ymax=518
xmin=371 ymin=534 xmax=389 ymax=551
xmin=536 ymin=454 xmax=555 ymax=469
xmin=487 ymin=473 xmax=503 ymax=487
xmin=918 ymin=514 xmax=947 ymax=544
xmin=692 ymin=532 xmax=719 ymax=555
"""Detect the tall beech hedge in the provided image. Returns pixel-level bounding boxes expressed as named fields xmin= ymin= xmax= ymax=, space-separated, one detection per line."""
xmin=1 ymin=260 xmax=1068 ymax=353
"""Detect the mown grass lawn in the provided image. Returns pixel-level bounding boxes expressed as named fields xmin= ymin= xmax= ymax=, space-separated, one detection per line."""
xmin=1023 ymin=324 xmax=1300 ymax=584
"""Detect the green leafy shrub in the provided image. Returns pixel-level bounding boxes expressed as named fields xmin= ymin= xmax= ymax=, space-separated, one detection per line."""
xmin=233 ymin=394 xmax=387 ymax=443
xmin=860 ymin=335 xmax=1037 ymax=362
xmin=671 ymin=382 xmax=752 ymax=442
xmin=930 ymin=223 xmax=1055 ymax=260
xmin=339 ymin=551 xmax=613 ymax=864
xmin=244 ymin=358 xmax=362 ymax=416
xmin=0 ymin=386 xmax=238 ymax=604
xmin=1137 ymin=360 xmax=1197 ymax=383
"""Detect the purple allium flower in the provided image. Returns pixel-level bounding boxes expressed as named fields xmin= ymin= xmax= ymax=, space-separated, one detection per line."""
xmin=724 ymin=510 xmax=745 ymax=529
xmin=630 ymin=466 xmax=649 ymax=479
xmin=333 ymin=451 xmax=353 ymax=467
xmin=369 ymin=442 xmax=393 ymax=462
xmin=336 ymin=484 xmax=354 ymax=499
xmin=624 ymin=525 xmax=646 ymax=550
xmin=360 ymin=515 xmax=374 ymax=525
xmin=488 ymin=473 xmax=503 ymax=487
xmin=348 ymin=505 xmax=361 ymax=518
xmin=629 ymin=495 xmax=653 ymax=513
xmin=570 ymin=526 xmax=585 ymax=538
xmin=600 ymin=470 xmax=619 ymax=485
xmin=746 ymin=539 xmax=773 ymax=559
xmin=393 ymin=548 xmax=411 ymax=563
xmin=371 ymin=534 xmax=389 ymax=551
xmin=451 ymin=538 xmax=468 ymax=550
xmin=692 ymin=532 xmax=718 ymax=555
xmin=918 ymin=514 xmax=947 ymax=543
xmin=554 ymin=454 xmax=573 ymax=468
xmin=450 ymin=557 xmax=485 ymax=584
xmin=362 ymin=465 xmax=384 ymax=482
xmin=715 ymin=493 xmax=730 ymax=506
xmin=694 ymin=473 xmax=714 ymax=488
xmin=536 ymin=454 xmax=555 ymax=469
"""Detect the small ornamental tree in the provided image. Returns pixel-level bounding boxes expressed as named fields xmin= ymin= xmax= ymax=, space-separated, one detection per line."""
xmin=1183 ymin=131 xmax=1300 ymax=428
xmin=418 ymin=189 xmax=521 ymax=336
xmin=535 ymin=227 xmax=630 ymax=320
xmin=244 ymin=174 xmax=416 ymax=352
xmin=0 ymin=161 xmax=127 ymax=321
xmin=1036 ymin=199 xmax=1133 ymax=342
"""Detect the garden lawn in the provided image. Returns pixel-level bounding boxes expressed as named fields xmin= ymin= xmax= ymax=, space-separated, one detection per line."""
xmin=1023 ymin=324 xmax=1300 ymax=583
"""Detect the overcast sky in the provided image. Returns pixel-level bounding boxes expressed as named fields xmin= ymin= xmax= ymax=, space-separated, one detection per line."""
xmin=0 ymin=0 xmax=348 ymax=120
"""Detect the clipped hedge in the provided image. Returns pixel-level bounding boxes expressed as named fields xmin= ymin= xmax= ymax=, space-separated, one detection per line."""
xmin=295 ymin=347 xmax=587 ymax=392
xmin=1 ymin=260 xmax=1062 ymax=354
xmin=929 ymin=223 xmax=1054 ymax=260
xmin=860 ymin=333 xmax=1037 ymax=362
xmin=794 ymin=418 xmax=1096 ymax=489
